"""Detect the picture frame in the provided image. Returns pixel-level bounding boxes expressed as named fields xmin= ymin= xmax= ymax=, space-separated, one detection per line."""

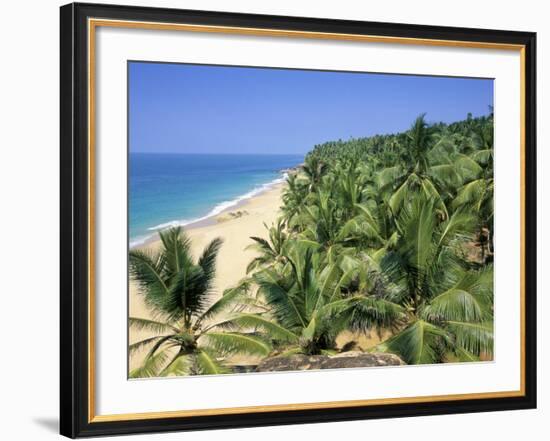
xmin=60 ymin=2 xmax=537 ymax=438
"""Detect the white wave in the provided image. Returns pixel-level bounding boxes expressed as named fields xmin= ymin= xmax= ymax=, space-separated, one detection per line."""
xmin=134 ymin=174 xmax=288 ymax=244
xmin=129 ymin=235 xmax=154 ymax=248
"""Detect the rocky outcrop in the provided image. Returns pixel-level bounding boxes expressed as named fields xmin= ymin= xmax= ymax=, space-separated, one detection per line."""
xmin=255 ymin=351 xmax=404 ymax=372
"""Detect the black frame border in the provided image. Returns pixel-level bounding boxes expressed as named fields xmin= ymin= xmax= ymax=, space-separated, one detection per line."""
xmin=60 ymin=2 xmax=537 ymax=438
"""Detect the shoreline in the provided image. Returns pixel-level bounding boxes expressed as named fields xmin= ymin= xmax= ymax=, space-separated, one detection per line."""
xmin=129 ymin=180 xmax=287 ymax=369
xmin=130 ymin=175 xmax=289 ymax=249
xmin=128 ymin=171 xmax=393 ymax=370
xmin=131 ymin=180 xmax=287 ymax=280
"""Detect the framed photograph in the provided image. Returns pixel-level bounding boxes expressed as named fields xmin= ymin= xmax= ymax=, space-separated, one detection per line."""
xmin=60 ymin=2 xmax=537 ymax=438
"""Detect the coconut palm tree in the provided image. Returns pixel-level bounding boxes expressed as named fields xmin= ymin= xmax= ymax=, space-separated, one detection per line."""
xmin=246 ymin=219 xmax=289 ymax=274
xmin=224 ymin=242 xmax=404 ymax=356
xmin=452 ymin=175 xmax=494 ymax=262
xmin=332 ymin=163 xmax=368 ymax=221
xmin=293 ymin=185 xmax=387 ymax=259
xmin=379 ymin=114 xmax=448 ymax=219
xmin=374 ymin=193 xmax=494 ymax=364
xmin=302 ymin=155 xmax=327 ymax=191
xmin=129 ymin=227 xmax=271 ymax=377
xmin=273 ymin=113 xmax=496 ymax=365
xmin=281 ymin=173 xmax=309 ymax=223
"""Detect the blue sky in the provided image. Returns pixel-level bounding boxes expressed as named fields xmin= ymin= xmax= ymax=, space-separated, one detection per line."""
xmin=129 ymin=62 xmax=493 ymax=155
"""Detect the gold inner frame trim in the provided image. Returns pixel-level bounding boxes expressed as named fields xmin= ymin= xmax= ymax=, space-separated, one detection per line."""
xmin=91 ymin=390 xmax=524 ymax=423
xmin=87 ymin=17 xmax=527 ymax=424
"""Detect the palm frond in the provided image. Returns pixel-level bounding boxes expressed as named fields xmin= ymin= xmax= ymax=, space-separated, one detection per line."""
xmin=144 ymin=335 xmax=175 ymax=360
xmin=195 ymin=350 xmax=230 ymax=375
xmin=429 ymin=164 xmax=463 ymax=189
xmin=452 ymin=179 xmax=488 ymax=210
xmin=197 ymin=284 xmax=252 ymax=326
xmin=164 ymin=265 xmax=211 ymax=319
xmin=129 ymin=335 xmax=169 ymax=355
xmin=454 ymin=153 xmax=483 ymax=181
xmin=377 ymin=166 xmax=404 ymax=190
xmin=200 ymin=332 xmax=272 ymax=357
xmin=446 ymin=320 xmax=493 ymax=356
xmin=379 ymin=320 xmax=451 ymax=364
xmin=246 ymin=236 xmax=275 ymax=254
xmin=470 ymin=149 xmax=493 ymax=166
xmin=159 ymin=352 xmax=193 ymax=377
xmin=323 ymin=296 xmax=405 ymax=332
xmin=129 ymin=250 xmax=169 ymax=312
xmin=389 ymin=173 xmax=419 ymax=214
xmin=218 ymin=313 xmax=299 ymax=343
xmin=128 ymin=317 xmax=177 ymax=334
xmin=450 ymin=346 xmax=481 ymax=363
xmin=420 ymin=178 xmax=448 ymax=219
xmin=129 ymin=350 xmax=170 ymax=378
xmin=158 ymin=226 xmax=192 ymax=278
xmin=255 ymin=269 xmax=307 ymax=329
xmin=397 ymin=194 xmax=437 ymax=272
xmin=437 ymin=210 xmax=476 ymax=248
xmin=422 ymin=288 xmax=486 ymax=323
xmin=198 ymin=237 xmax=224 ymax=283
xmin=337 ymin=215 xmax=384 ymax=245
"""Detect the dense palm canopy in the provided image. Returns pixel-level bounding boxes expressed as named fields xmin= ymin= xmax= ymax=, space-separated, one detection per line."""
xmin=130 ymin=112 xmax=494 ymax=376
xmin=239 ymin=113 xmax=494 ymax=364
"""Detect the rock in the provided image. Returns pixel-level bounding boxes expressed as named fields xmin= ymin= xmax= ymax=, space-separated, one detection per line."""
xmin=255 ymin=354 xmax=325 ymax=372
xmin=321 ymin=351 xmax=404 ymax=369
xmin=231 ymin=365 xmax=257 ymax=374
xmin=255 ymin=352 xmax=404 ymax=372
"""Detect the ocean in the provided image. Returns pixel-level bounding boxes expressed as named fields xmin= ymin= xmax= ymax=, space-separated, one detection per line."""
xmin=129 ymin=153 xmax=304 ymax=246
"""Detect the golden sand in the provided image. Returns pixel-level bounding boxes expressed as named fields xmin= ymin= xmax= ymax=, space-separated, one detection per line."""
xmin=129 ymin=183 xmax=285 ymax=369
xmin=128 ymin=182 xmax=386 ymax=371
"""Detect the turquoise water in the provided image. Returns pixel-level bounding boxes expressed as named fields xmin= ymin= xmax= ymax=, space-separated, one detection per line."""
xmin=129 ymin=153 xmax=303 ymax=246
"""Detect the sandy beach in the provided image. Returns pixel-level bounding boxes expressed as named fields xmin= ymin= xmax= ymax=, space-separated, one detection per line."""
xmin=129 ymin=182 xmax=286 ymax=369
xmin=129 ymin=180 xmax=391 ymax=371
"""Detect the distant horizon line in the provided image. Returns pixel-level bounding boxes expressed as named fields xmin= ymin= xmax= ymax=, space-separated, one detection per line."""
xmin=130 ymin=152 xmax=307 ymax=156
xmin=130 ymin=111 xmax=493 ymax=157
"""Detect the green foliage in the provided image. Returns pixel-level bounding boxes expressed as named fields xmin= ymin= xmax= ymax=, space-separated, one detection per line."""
xmin=129 ymin=227 xmax=272 ymax=378
xmin=246 ymin=112 xmax=494 ymax=364
xmin=130 ymin=112 xmax=494 ymax=374
xmin=378 ymin=320 xmax=451 ymax=365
